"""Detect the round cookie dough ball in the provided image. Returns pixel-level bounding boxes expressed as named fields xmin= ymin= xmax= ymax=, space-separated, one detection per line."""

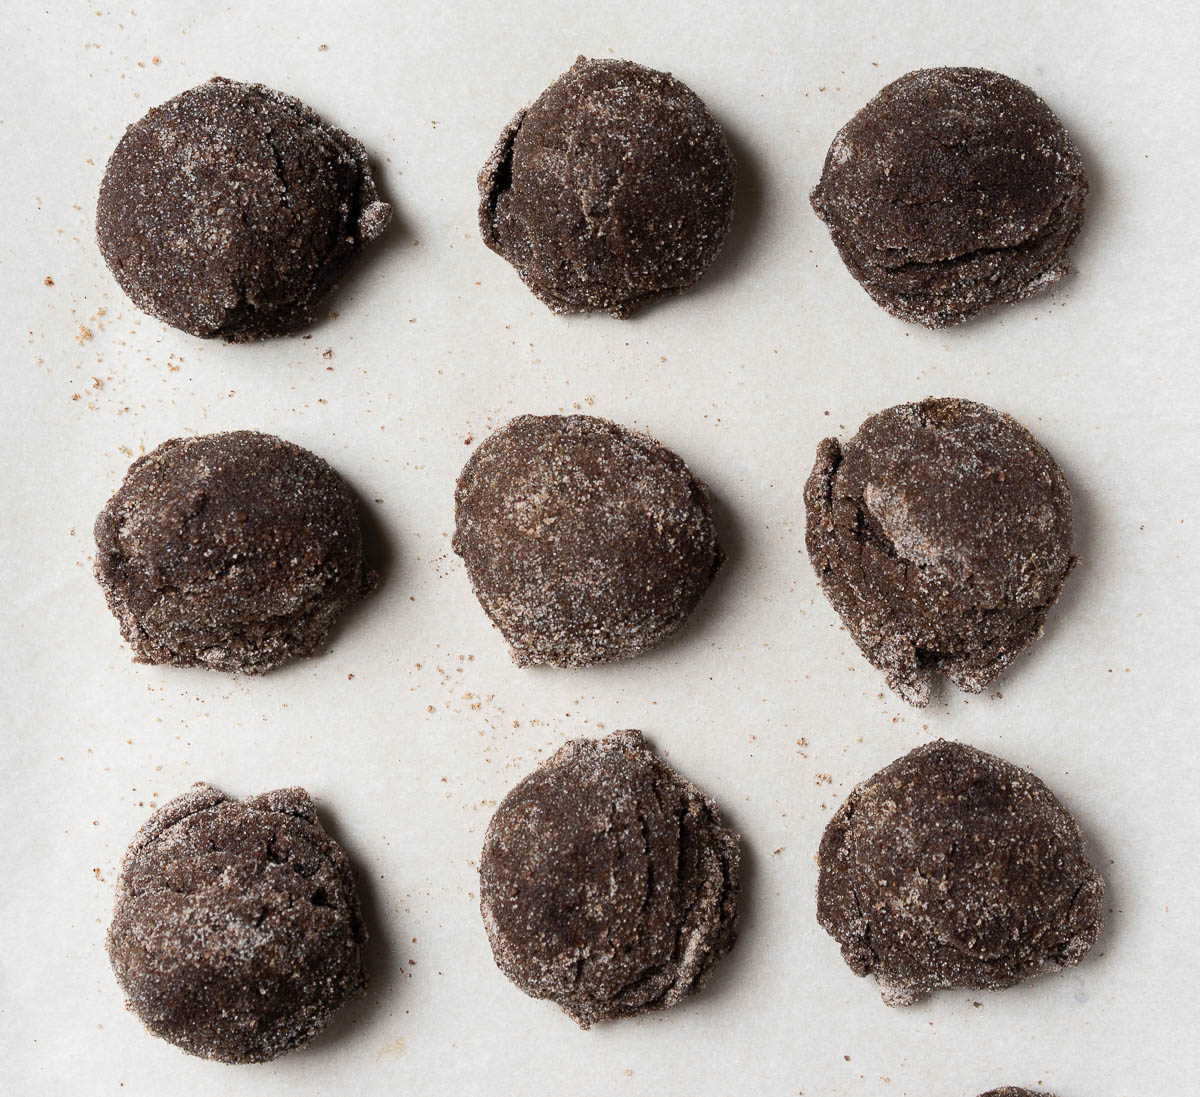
xmin=453 ymin=414 xmax=724 ymax=667
xmin=817 ymin=740 xmax=1104 ymax=1005
xmin=107 ymin=784 xmax=367 ymax=1062
xmin=480 ymin=730 xmax=740 ymax=1027
xmin=803 ymin=397 xmax=1074 ymax=706
xmin=97 ymin=77 xmax=391 ymax=340
xmin=478 ymin=56 xmax=736 ymax=316
xmin=810 ymin=67 xmax=1087 ymax=327
xmin=94 ymin=430 xmax=374 ymax=674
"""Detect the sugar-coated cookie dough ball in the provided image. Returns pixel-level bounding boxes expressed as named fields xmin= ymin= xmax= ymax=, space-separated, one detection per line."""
xmin=453 ymin=414 xmax=724 ymax=667
xmin=107 ymin=784 xmax=367 ymax=1062
xmin=479 ymin=57 xmax=736 ymax=316
xmin=480 ymin=730 xmax=739 ymax=1027
xmin=817 ymin=740 xmax=1104 ymax=1005
xmin=804 ymin=397 xmax=1074 ymax=706
xmin=97 ymin=77 xmax=390 ymax=340
xmin=94 ymin=430 xmax=374 ymax=673
xmin=811 ymin=67 xmax=1087 ymax=327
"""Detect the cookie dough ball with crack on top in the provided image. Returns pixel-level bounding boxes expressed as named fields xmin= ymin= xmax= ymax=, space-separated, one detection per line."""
xmin=480 ymin=730 xmax=740 ymax=1027
xmin=810 ymin=67 xmax=1087 ymax=327
xmin=804 ymin=397 xmax=1075 ymax=706
xmin=107 ymin=784 xmax=368 ymax=1063
xmin=97 ymin=77 xmax=391 ymax=340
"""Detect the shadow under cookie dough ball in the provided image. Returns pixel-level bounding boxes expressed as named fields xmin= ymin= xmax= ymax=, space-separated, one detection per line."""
xmin=817 ymin=740 xmax=1104 ymax=1006
xmin=94 ymin=430 xmax=374 ymax=673
xmin=478 ymin=56 xmax=736 ymax=317
xmin=453 ymin=414 xmax=724 ymax=667
xmin=804 ymin=397 xmax=1075 ymax=706
xmin=810 ymin=67 xmax=1087 ymax=327
xmin=107 ymin=784 xmax=367 ymax=1063
xmin=480 ymin=730 xmax=739 ymax=1027
xmin=97 ymin=76 xmax=391 ymax=340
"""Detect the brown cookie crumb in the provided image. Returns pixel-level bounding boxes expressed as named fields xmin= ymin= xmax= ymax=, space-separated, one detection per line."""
xmin=479 ymin=57 xmax=736 ymax=317
xmin=97 ymin=77 xmax=390 ymax=340
xmin=811 ymin=67 xmax=1087 ymax=327
xmin=107 ymin=784 xmax=367 ymax=1063
xmin=817 ymin=740 xmax=1104 ymax=1005
xmin=453 ymin=414 xmax=723 ymax=667
xmin=804 ymin=397 xmax=1075 ymax=706
xmin=94 ymin=430 xmax=375 ymax=673
xmin=480 ymin=730 xmax=739 ymax=1027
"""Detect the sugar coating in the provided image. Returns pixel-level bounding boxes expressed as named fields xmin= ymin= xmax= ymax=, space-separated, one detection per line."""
xmin=453 ymin=414 xmax=724 ymax=668
xmin=810 ymin=67 xmax=1087 ymax=327
xmin=817 ymin=740 xmax=1104 ymax=1006
xmin=94 ymin=430 xmax=374 ymax=674
xmin=107 ymin=783 xmax=367 ymax=1063
xmin=478 ymin=56 xmax=736 ymax=316
xmin=97 ymin=76 xmax=390 ymax=340
xmin=803 ymin=397 xmax=1075 ymax=706
xmin=480 ymin=730 xmax=740 ymax=1027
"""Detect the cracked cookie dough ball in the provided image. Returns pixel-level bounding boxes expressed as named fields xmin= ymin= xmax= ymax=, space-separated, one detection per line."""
xmin=480 ymin=730 xmax=739 ymax=1027
xmin=94 ymin=430 xmax=374 ymax=673
xmin=803 ymin=397 xmax=1074 ymax=706
xmin=107 ymin=784 xmax=367 ymax=1063
xmin=817 ymin=740 xmax=1104 ymax=1006
xmin=478 ymin=56 xmax=736 ymax=316
xmin=453 ymin=414 xmax=724 ymax=667
xmin=810 ymin=67 xmax=1087 ymax=327
xmin=97 ymin=77 xmax=390 ymax=340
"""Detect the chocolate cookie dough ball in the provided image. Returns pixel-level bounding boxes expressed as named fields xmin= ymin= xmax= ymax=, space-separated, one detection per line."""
xmin=97 ymin=77 xmax=390 ymax=340
xmin=94 ymin=430 xmax=374 ymax=673
xmin=478 ymin=56 xmax=736 ymax=316
xmin=804 ymin=397 xmax=1074 ymax=706
xmin=810 ymin=67 xmax=1087 ymax=327
xmin=979 ymin=1089 xmax=1054 ymax=1097
xmin=453 ymin=414 xmax=724 ymax=667
xmin=107 ymin=784 xmax=367 ymax=1062
xmin=480 ymin=730 xmax=739 ymax=1027
xmin=817 ymin=740 xmax=1104 ymax=1005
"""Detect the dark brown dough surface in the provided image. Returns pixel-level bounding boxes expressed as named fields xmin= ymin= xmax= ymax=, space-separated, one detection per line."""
xmin=803 ymin=397 xmax=1074 ymax=706
xmin=478 ymin=56 xmax=736 ymax=316
xmin=94 ymin=430 xmax=374 ymax=674
xmin=107 ymin=784 xmax=367 ymax=1063
xmin=453 ymin=414 xmax=724 ymax=667
xmin=97 ymin=77 xmax=390 ymax=340
xmin=480 ymin=730 xmax=739 ymax=1027
xmin=817 ymin=740 xmax=1104 ymax=1005
xmin=810 ymin=67 xmax=1087 ymax=327
xmin=978 ymin=1089 xmax=1054 ymax=1097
